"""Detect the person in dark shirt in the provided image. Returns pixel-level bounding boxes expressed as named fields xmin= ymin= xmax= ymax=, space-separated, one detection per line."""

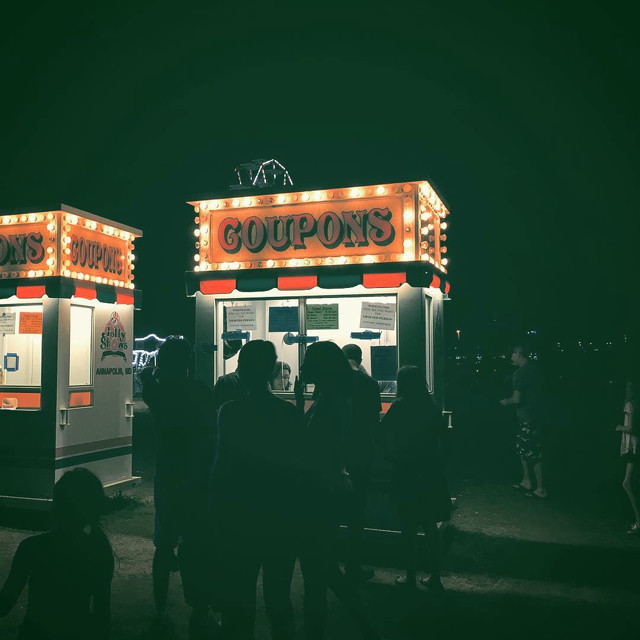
xmin=381 ymin=366 xmax=451 ymax=592
xmin=141 ymin=335 xmax=216 ymax=638
xmin=213 ymin=369 xmax=244 ymax=414
xmin=0 ymin=467 xmax=114 ymax=640
xmin=341 ymin=344 xmax=382 ymax=582
xmin=500 ymin=345 xmax=546 ymax=498
xmin=211 ymin=340 xmax=300 ymax=640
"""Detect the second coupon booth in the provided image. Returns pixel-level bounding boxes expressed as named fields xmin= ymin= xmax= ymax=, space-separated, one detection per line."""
xmin=185 ymin=181 xmax=451 ymax=527
xmin=0 ymin=204 xmax=141 ymax=508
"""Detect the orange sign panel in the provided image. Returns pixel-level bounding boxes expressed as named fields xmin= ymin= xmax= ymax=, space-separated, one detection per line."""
xmin=191 ymin=181 xmax=451 ymax=274
xmin=67 ymin=227 xmax=129 ymax=282
xmin=0 ymin=223 xmax=49 ymax=278
xmin=19 ymin=311 xmax=43 ymax=334
xmin=209 ymin=197 xmax=404 ymax=265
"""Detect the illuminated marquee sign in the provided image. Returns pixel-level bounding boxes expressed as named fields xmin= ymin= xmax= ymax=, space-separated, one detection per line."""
xmin=0 ymin=208 xmax=139 ymax=288
xmin=189 ymin=181 xmax=450 ymax=274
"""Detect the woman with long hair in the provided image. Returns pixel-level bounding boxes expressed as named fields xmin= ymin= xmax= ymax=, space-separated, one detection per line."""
xmin=617 ymin=378 xmax=639 ymax=534
xmin=295 ymin=341 xmax=380 ymax=640
xmin=381 ymin=365 xmax=452 ymax=592
xmin=0 ymin=468 xmax=114 ymax=639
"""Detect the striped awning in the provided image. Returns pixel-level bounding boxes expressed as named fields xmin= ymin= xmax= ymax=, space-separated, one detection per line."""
xmin=186 ymin=262 xmax=450 ymax=296
xmin=0 ymin=277 xmax=142 ymax=308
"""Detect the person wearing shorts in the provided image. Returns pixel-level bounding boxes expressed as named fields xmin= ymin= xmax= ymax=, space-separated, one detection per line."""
xmin=500 ymin=345 xmax=547 ymax=498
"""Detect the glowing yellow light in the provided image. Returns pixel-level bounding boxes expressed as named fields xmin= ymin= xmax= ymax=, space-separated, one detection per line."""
xmin=428 ymin=223 xmax=434 ymax=230
xmin=232 ymin=199 xmax=240 ymax=207
xmin=201 ymin=226 xmax=209 ymax=235
xmin=441 ymin=258 xmax=448 ymax=266
xmin=337 ymin=256 xmax=347 ymax=264
xmin=2 ymin=216 xmax=9 ymax=224
xmin=301 ymin=193 xmax=310 ymax=201
xmin=130 ymin=253 xmax=136 ymax=261
xmin=350 ymin=188 xmax=362 ymax=198
xmin=312 ymin=191 xmax=324 ymax=201
xmin=64 ymin=270 xmax=71 ymax=277
xmin=28 ymin=214 xmax=36 ymax=222
xmin=441 ymin=222 xmax=448 ymax=230
xmin=403 ymin=239 xmax=413 ymax=249
xmin=46 ymin=247 xmax=54 ymax=254
xmin=221 ymin=262 xmax=229 ymax=270
xmin=200 ymin=201 xmax=208 ymax=210
xmin=78 ymin=273 xmax=84 ymax=280
xmin=421 ymin=253 xmax=429 ymax=260
xmin=194 ymin=254 xmax=200 ymax=262
xmin=402 ymin=253 xmax=413 ymax=261
xmin=129 ymin=283 xmax=135 ymax=290
xmin=376 ymin=186 xmax=386 ymax=195
xmin=194 ymin=265 xmax=200 ymax=272
xmin=289 ymin=259 xmax=298 ymax=267
xmin=122 ymin=232 xmax=130 ymax=241
xmin=243 ymin=198 xmax=252 ymax=207
xmin=403 ymin=210 xmax=413 ymax=223
xmin=421 ymin=213 xmax=431 ymax=221
xmin=421 ymin=227 xmax=429 ymax=235
xmin=277 ymin=195 xmax=286 ymax=204
xmin=230 ymin=261 xmax=240 ymax=270
xmin=46 ymin=223 xmax=55 ymax=231
xmin=362 ymin=255 xmax=374 ymax=264
xmin=20 ymin=215 xmax=27 ymax=222
xmin=46 ymin=258 xmax=55 ymax=266
xmin=266 ymin=259 xmax=275 ymax=267
xmin=194 ymin=229 xmax=200 ymax=237
xmin=28 ymin=270 xmax=35 ymax=277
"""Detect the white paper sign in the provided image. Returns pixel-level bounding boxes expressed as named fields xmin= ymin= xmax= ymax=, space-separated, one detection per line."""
xmin=226 ymin=305 xmax=257 ymax=331
xmin=360 ymin=302 xmax=396 ymax=330
xmin=0 ymin=313 xmax=16 ymax=335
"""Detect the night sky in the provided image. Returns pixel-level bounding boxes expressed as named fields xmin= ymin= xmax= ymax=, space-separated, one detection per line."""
xmin=2 ymin=2 xmax=638 ymax=346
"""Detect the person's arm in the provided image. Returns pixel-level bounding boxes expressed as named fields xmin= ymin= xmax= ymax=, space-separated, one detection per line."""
xmin=500 ymin=390 xmax=521 ymax=407
xmin=0 ymin=538 xmax=31 ymax=617
xmin=293 ymin=376 xmax=305 ymax=421
xmin=616 ymin=404 xmax=634 ymax=433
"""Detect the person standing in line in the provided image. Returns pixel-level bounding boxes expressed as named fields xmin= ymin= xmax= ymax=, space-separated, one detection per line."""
xmin=211 ymin=340 xmax=300 ymax=640
xmin=616 ymin=378 xmax=639 ymax=534
xmin=380 ymin=366 xmax=451 ymax=592
xmin=141 ymin=336 xmax=217 ymax=639
xmin=500 ymin=345 xmax=547 ymax=498
xmin=295 ymin=341 xmax=381 ymax=640
xmin=0 ymin=468 xmax=114 ymax=640
xmin=341 ymin=344 xmax=382 ymax=583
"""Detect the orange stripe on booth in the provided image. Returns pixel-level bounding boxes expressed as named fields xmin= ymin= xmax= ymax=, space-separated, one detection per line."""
xmin=69 ymin=390 xmax=93 ymax=407
xmin=277 ymin=275 xmax=317 ymax=290
xmin=430 ymin=275 xmax=441 ymax=289
xmin=444 ymin=281 xmax=451 ymax=294
xmin=116 ymin=292 xmax=135 ymax=305
xmin=362 ymin=273 xmax=406 ymax=288
xmin=200 ymin=279 xmax=236 ymax=295
xmin=16 ymin=285 xmax=46 ymax=299
xmin=0 ymin=392 xmax=41 ymax=409
xmin=74 ymin=285 xmax=97 ymax=300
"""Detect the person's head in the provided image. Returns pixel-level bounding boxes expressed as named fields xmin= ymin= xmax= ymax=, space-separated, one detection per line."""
xmin=301 ymin=341 xmax=352 ymax=395
xmin=238 ymin=340 xmax=278 ymax=391
xmin=53 ymin=467 xmax=106 ymax=532
xmin=156 ymin=336 xmax=192 ymax=380
xmin=271 ymin=361 xmax=291 ymax=391
xmin=396 ymin=365 xmax=429 ymax=400
xmin=511 ymin=345 xmax=529 ymax=368
xmin=342 ymin=344 xmax=362 ymax=370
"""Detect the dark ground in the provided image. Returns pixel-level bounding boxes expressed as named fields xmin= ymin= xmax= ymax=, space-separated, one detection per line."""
xmin=1 ymin=365 xmax=639 ymax=639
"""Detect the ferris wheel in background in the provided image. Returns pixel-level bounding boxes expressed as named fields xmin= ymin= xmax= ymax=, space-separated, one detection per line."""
xmin=231 ymin=159 xmax=293 ymax=191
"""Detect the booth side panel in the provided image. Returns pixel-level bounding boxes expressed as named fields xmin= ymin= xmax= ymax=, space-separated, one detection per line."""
xmin=55 ymin=302 xmax=135 ymax=488
xmin=432 ymin=291 xmax=446 ymax=409
xmin=398 ymin=285 xmax=426 ymax=371
xmin=194 ymin=292 xmax=216 ymax=388
xmin=0 ymin=298 xmax=58 ymax=505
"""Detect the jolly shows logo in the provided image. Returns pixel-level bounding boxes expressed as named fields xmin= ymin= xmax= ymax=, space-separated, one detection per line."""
xmin=100 ymin=312 xmax=128 ymax=361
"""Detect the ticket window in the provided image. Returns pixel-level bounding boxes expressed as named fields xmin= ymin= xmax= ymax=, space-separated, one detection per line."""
xmin=69 ymin=305 xmax=93 ymax=388
xmin=216 ymin=299 xmax=301 ymax=391
xmin=0 ymin=304 xmax=43 ymax=387
xmin=215 ymin=295 xmax=398 ymax=395
xmin=304 ymin=295 xmax=398 ymax=395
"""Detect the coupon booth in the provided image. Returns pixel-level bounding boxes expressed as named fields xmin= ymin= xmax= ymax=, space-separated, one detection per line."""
xmin=0 ymin=204 xmax=141 ymax=509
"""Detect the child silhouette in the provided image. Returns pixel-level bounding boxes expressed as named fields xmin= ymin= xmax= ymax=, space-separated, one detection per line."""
xmin=0 ymin=468 xmax=114 ymax=640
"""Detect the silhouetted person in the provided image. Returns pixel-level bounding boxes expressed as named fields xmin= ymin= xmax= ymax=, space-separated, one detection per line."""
xmin=381 ymin=366 xmax=451 ymax=592
xmin=341 ymin=344 xmax=381 ymax=582
xmin=270 ymin=360 xmax=292 ymax=391
xmin=0 ymin=468 xmax=114 ymax=640
xmin=141 ymin=335 xmax=216 ymax=638
xmin=295 ymin=341 xmax=381 ymax=640
xmin=210 ymin=340 xmax=300 ymax=639
xmin=617 ymin=377 xmax=639 ymax=534
xmin=500 ymin=345 xmax=547 ymax=498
